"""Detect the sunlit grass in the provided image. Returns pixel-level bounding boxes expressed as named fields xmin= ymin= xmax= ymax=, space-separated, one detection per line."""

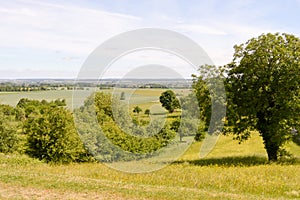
xmin=1 ymin=133 xmax=300 ymax=199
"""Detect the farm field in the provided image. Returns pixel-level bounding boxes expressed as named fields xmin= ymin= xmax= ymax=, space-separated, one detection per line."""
xmin=0 ymin=133 xmax=299 ymax=200
xmin=0 ymin=88 xmax=190 ymax=109
xmin=0 ymin=90 xmax=93 ymax=109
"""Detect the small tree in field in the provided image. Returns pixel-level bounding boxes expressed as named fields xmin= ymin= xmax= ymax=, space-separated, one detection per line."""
xmin=133 ymin=106 xmax=142 ymax=115
xmin=144 ymin=109 xmax=150 ymax=116
xmin=159 ymin=90 xmax=180 ymax=113
xmin=120 ymin=92 xmax=126 ymax=100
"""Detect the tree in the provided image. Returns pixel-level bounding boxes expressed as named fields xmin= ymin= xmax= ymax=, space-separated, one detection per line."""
xmin=190 ymin=64 xmax=225 ymax=142
xmin=120 ymin=91 xmax=126 ymax=100
xmin=225 ymin=33 xmax=300 ymax=161
xmin=24 ymin=106 xmax=87 ymax=163
xmin=191 ymin=74 xmax=211 ymax=128
xmin=144 ymin=109 xmax=150 ymax=116
xmin=159 ymin=90 xmax=180 ymax=113
xmin=133 ymin=106 xmax=142 ymax=115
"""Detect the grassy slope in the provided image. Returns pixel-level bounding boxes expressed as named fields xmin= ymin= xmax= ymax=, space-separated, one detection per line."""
xmin=0 ymin=134 xmax=300 ymax=200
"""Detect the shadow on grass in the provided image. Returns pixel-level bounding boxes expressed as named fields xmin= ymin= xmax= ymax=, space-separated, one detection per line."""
xmin=173 ymin=156 xmax=300 ymax=167
xmin=166 ymin=115 xmax=179 ymax=119
xmin=150 ymin=112 xmax=166 ymax=116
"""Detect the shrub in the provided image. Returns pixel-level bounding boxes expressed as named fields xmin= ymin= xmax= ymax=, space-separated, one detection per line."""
xmin=24 ymin=106 xmax=87 ymax=163
xmin=0 ymin=112 xmax=20 ymax=153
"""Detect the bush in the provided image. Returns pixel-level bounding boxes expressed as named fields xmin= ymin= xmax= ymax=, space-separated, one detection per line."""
xmin=0 ymin=112 xmax=20 ymax=153
xmin=24 ymin=106 xmax=88 ymax=163
xmin=0 ymin=105 xmax=21 ymax=154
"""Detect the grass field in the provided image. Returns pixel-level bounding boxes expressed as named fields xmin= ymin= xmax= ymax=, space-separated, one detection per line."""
xmin=0 ymin=88 xmax=190 ymax=109
xmin=0 ymin=89 xmax=300 ymax=199
xmin=0 ymin=90 xmax=94 ymax=108
xmin=0 ymin=133 xmax=300 ymax=200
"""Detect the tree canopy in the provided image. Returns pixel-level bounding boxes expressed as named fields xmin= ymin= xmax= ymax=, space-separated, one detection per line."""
xmin=225 ymin=33 xmax=300 ymax=161
xmin=24 ymin=105 xmax=88 ymax=163
xmin=159 ymin=90 xmax=180 ymax=113
xmin=192 ymin=33 xmax=300 ymax=161
xmin=133 ymin=106 xmax=142 ymax=115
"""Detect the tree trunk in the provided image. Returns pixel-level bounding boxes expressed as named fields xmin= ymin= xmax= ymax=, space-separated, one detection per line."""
xmin=261 ymin=130 xmax=280 ymax=162
xmin=257 ymin=112 xmax=279 ymax=162
xmin=265 ymin=141 xmax=279 ymax=161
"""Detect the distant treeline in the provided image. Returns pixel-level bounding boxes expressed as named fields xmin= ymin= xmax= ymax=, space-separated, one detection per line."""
xmin=0 ymin=80 xmax=192 ymax=92
xmin=0 ymin=83 xmax=115 ymax=92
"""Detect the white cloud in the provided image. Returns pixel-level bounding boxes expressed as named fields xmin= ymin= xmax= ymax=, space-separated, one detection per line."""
xmin=1 ymin=0 xmax=299 ymax=78
xmin=0 ymin=0 xmax=141 ymax=56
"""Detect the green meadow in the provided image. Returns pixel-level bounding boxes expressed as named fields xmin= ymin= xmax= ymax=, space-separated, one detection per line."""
xmin=0 ymin=90 xmax=93 ymax=108
xmin=0 ymin=133 xmax=299 ymax=200
xmin=0 ymin=88 xmax=189 ymax=108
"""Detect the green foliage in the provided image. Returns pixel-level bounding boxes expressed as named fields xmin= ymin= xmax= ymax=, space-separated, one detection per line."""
xmin=75 ymin=92 xmax=177 ymax=162
xmin=144 ymin=109 xmax=150 ymax=116
xmin=191 ymin=65 xmax=225 ymax=141
xmin=54 ymin=99 xmax=66 ymax=106
xmin=191 ymin=74 xmax=211 ymax=127
xmin=0 ymin=105 xmax=21 ymax=153
xmin=225 ymin=33 xmax=300 ymax=161
xmin=17 ymin=98 xmax=67 ymax=118
xmin=171 ymin=117 xmax=205 ymax=142
xmin=159 ymin=90 xmax=180 ymax=113
xmin=133 ymin=106 xmax=142 ymax=115
xmin=96 ymin=92 xmax=176 ymax=154
xmin=22 ymin=100 xmax=88 ymax=163
xmin=194 ymin=65 xmax=226 ymax=125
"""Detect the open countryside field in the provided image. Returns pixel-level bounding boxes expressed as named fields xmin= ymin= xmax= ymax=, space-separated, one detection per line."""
xmin=0 ymin=89 xmax=299 ymax=199
xmin=0 ymin=90 xmax=94 ymax=109
xmin=0 ymin=88 xmax=190 ymax=108
xmin=0 ymin=133 xmax=300 ymax=200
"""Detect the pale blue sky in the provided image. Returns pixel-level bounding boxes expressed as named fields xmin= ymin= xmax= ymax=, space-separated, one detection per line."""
xmin=0 ymin=0 xmax=299 ymax=78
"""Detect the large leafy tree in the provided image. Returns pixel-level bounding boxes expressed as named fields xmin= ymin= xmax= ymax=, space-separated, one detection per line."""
xmin=225 ymin=33 xmax=300 ymax=161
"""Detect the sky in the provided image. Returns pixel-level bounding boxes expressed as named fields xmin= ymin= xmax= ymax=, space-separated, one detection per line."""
xmin=0 ymin=0 xmax=300 ymax=79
